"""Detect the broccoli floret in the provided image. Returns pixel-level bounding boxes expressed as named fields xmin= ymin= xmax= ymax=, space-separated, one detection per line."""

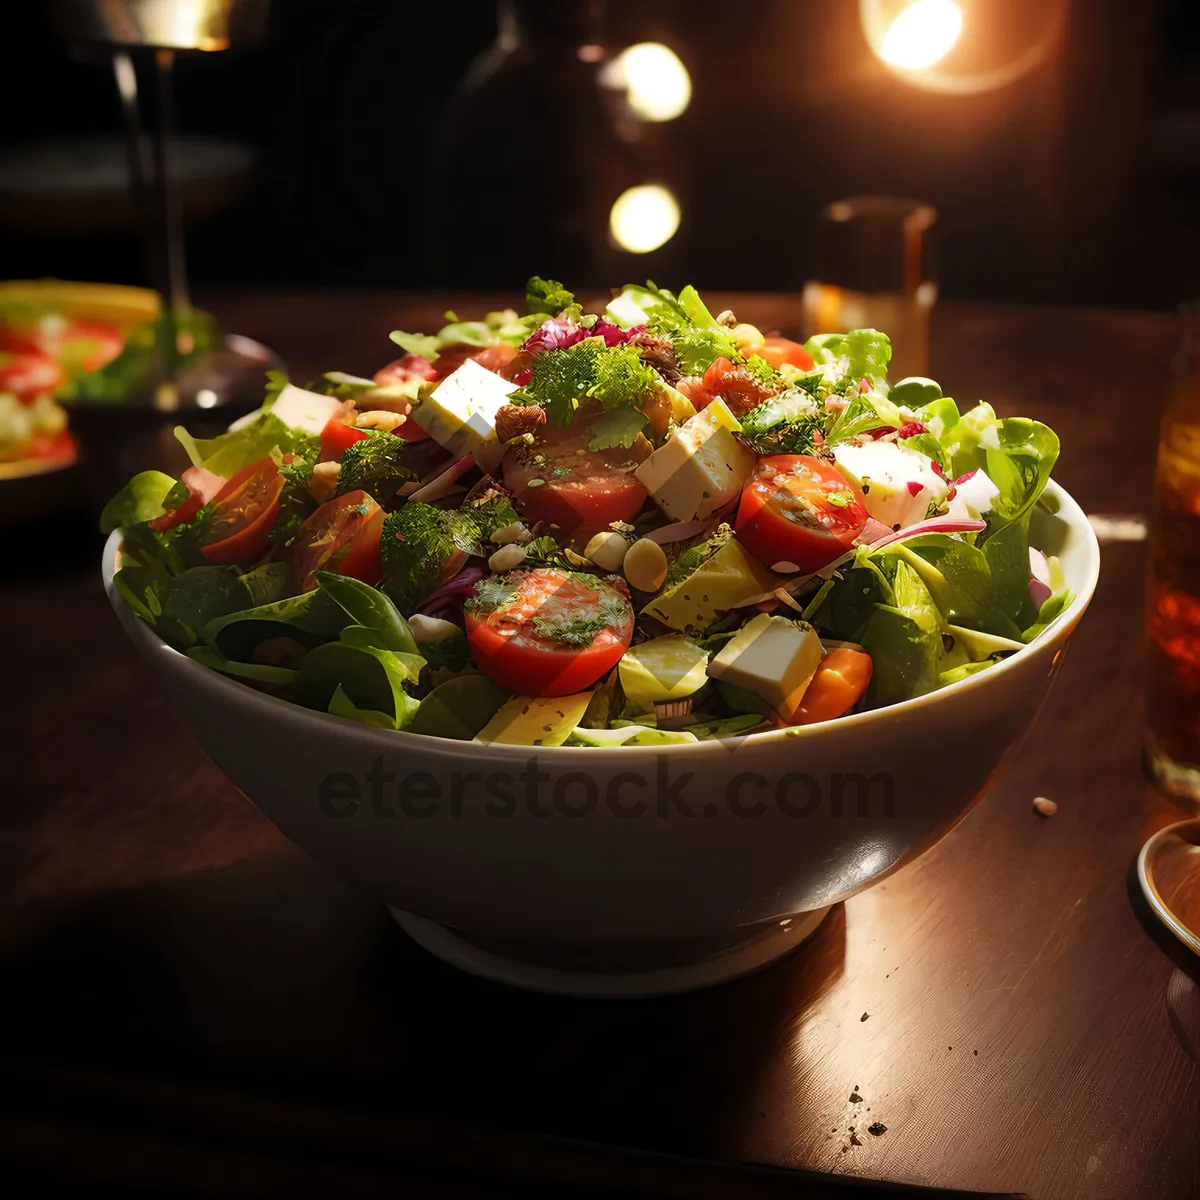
xmin=450 ymin=490 xmax=521 ymax=555
xmin=525 ymin=276 xmax=575 ymax=316
xmin=509 ymin=340 xmax=660 ymax=426
xmin=335 ymin=432 xmax=416 ymax=503
xmin=380 ymin=503 xmax=461 ymax=613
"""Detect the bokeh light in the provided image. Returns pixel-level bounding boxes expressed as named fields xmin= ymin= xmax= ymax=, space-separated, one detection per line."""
xmin=609 ymin=185 xmax=681 ymax=254
xmin=602 ymin=42 xmax=691 ymax=123
xmin=879 ymin=0 xmax=963 ymax=70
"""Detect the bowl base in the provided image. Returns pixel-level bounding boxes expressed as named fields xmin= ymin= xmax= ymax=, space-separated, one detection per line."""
xmin=388 ymin=907 xmax=832 ymax=998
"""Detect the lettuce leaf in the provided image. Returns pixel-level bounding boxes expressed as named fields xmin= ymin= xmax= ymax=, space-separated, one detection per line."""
xmin=175 ymin=411 xmax=311 ymax=478
xmin=99 ymin=470 xmax=178 ymax=534
xmin=804 ymin=328 xmax=892 ymax=383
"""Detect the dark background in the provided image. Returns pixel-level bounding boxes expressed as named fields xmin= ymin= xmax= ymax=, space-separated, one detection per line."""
xmin=1 ymin=0 xmax=1198 ymax=308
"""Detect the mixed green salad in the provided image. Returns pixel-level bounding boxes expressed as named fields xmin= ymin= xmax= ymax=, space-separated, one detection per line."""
xmin=103 ymin=277 xmax=1071 ymax=747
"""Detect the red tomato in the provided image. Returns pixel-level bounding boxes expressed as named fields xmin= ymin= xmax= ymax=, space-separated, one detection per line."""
xmin=465 ymin=568 xmax=634 ymax=697
xmin=60 ymin=319 xmax=125 ymax=372
xmin=790 ymin=647 xmax=873 ymax=724
xmin=758 ymin=337 xmax=814 ymax=372
xmin=429 ymin=341 xmax=517 ymax=379
xmin=289 ymin=489 xmax=384 ymax=593
xmin=735 ymin=455 xmax=868 ymax=573
xmin=148 ymin=466 xmax=226 ymax=532
xmin=320 ymin=416 xmax=371 ymax=460
xmin=503 ymin=421 xmax=648 ymax=534
xmin=0 ymin=318 xmax=123 ymax=373
xmin=0 ymin=326 xmax=43 ymax=357
xmin=679 ymin=357 xmax=778 ymax=417
xmin=0 ymin=352 xmax=65 ymax=402
xmin=374 ymin=355 xmax=437 ymax=387
xmin=200 ymin=457 xmax=284 ymax=566
xmin=24 ymin=429 xmax=76 ymax=463
xmin=371 ymin=356 xmax=434 ymax=442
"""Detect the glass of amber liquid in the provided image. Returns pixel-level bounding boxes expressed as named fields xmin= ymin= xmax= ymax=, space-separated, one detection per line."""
xmin=1146 ymin=308 xmax=1200 ymax=806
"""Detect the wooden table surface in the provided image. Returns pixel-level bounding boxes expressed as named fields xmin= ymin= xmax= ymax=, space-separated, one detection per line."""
xmin=2 ymin=291 xmax=1198 ymax=1199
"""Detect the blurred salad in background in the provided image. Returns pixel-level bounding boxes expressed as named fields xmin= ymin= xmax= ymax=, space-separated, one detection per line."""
xmin=0 ymin=280 xmax=216 ymax=465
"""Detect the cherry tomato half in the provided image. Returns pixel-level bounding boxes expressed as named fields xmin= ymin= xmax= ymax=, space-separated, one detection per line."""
xmin=735 ymin=455 xmax=867 ymax=574
xmin=320 ymin=415 xmax=371 ymax=461
xmin=200 ymin=457 xmax=284 ymax=566
xmin=25 ymin=429 xmax=76 ymax=463
xmin=148 ymin=466 xmax=226 ymax=532
xmin=0 ymin=352 xmax=65 ymax=402
xmin=503 ymin=419 xmax=648 ymax=534
xmin=289 ymin=489 xmax=384 ymax=593
xmin=790 ymin=647 xmax=873 ymax=725
xmin=374 ymin=354 xmax=437 ymax=388
xmin=465 ymin=568 xmax=634 ymax=697
xmin=757 ymin=337 xmax=814 ymax=372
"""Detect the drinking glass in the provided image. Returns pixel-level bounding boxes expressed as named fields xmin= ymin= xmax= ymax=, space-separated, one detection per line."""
xmin=802 ymin=195 xmax=937 ymax=381
xmin=1146 ymin=306 xmax=1200 ymax=807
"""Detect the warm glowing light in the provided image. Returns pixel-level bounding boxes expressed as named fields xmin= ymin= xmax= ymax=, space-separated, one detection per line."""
xmin=609 ymin=185 xmax=681 ymax=254
xmin=879 ymin=0 xmax=962 ymax=70
xmin=602 ymin=42 xmax=691 ymax=122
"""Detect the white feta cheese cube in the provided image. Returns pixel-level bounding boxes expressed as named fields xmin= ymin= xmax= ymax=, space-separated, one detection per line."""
xmin=634 ymin=397 xmax=756 ymax=522
xmin=707 ymin=613 xmax=824 ymax=721
xmin=411 ymin=358 xmax=517 ymax=459
xmin=832 ymin=439 xmax=948 ymax=530
xmin=232 ymin=383 xmax=342 ymax=436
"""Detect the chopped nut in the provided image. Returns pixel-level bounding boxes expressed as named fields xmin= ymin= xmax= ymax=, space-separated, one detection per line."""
xmin=715 ymin=309 xmax=738 ymax=327
xmin=409 ymin=614 xmax=461 ymax=645
xmin=490 ymin=521 xmax=531 ymax=546
xmin=488 ymin=543 xmax=527 ymax=573
xmin=623 ymin=538 xmax=669 ymax=592
xmin=772 ymin=561 xmax=801 ymax=574
xmin=308 ymin=460 xmax=341 ymax=503
xmin=1033 ymin=796 xmax=1058 ymax=817
xmin=584 ymin=530 xmax=631 ymax=572
xmin=355 ymin=409 xmax=406 ymax=431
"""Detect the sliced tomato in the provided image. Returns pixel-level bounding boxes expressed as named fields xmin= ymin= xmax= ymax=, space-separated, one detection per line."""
xmin=0 ymin=325 xmax=43 ymax=357
xmin=758 ymin=337 xmax=814 ymax=372
xmin=503 ymin=418 xmax=648 ymax=534
xmin=59 ymin=319 xmax=125 ymax=372
xmin=465 ymin=568 xmax=634 ymax=697
xmin=200 ymin=457 xmax=284 ymax=566
xmin=320 ymin=416 xmax=371 ymax=460
xmin=24 ymin=429 xmax=76 ymax=463
xmin=0 ymin=352 xmax=65 ymax=402
xmin=0 ymin=318 xmax=124 ymax=373
xmin=289 ymin=489 xmax=384 ymax=593
xmin=735 ymin=454 xmax=868 ymax=573
xmin=374 ymin=354 xmax=437 ymax=387
xmin=790 ymin=647 xmax=873 ymax=724
xmin=148 ymin=466 xmax=226 ymax=532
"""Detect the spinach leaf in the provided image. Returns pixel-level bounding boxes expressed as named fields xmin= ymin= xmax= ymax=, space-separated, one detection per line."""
xmin=316 ymin=571 xmax=419 ymax=655
xmin=203 ymin=588 xmax=350 ymax=661
xmin=408 ymin=675 xmax=512 ymax=740
xmin=99 ymin=470 xmax=178 ymax=534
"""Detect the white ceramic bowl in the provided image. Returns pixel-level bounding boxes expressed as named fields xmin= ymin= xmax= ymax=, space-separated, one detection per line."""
xmin=104 ymin=482 xmax=1099 ymax=996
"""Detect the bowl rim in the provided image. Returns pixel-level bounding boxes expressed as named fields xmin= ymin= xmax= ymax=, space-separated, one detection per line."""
xmin=102 ymin=479 xmax=1100 ymax=761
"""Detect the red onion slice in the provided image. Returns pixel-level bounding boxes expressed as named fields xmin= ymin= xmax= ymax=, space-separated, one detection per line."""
xmin=1029 ymin=547 xmax=1052 ymax=609
xmin=855 ymin=517 xmax=894 ymax=545
xmin=867 ymin=516 xmax=986 ymax=550
xmin=414 ymin=565 xmax=487 ymax=615
xmin=408 ymin=454 xmax=475 ymax=503
xmin=644 ymin=516 xmax=717 ymax=545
